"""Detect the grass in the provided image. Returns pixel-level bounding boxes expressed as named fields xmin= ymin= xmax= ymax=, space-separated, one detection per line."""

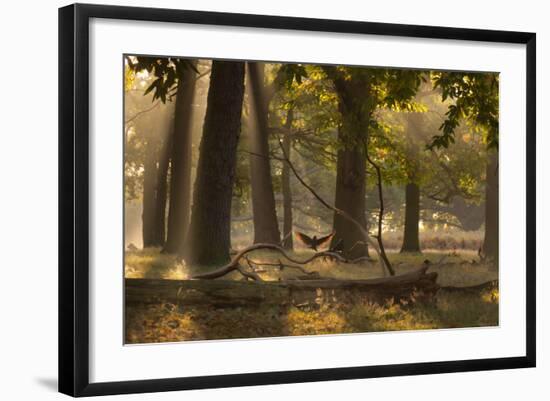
xmin=125 ymin=247 xmax=496 ymax=285
xmin=125 ymin=290 xmax=498 ymax=343
xmin=382 ymin=229 xmax=484 ymax=252
xmin=124 ymin=246 xmax=498 ymax=344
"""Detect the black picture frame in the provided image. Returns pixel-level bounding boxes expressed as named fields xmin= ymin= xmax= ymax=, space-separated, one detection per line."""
xmin=59 ymin=3 xmax=536 ymax=397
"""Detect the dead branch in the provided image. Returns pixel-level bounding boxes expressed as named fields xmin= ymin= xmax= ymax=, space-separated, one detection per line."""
xmin=192 ymin=243 xmax=374 ymax=280
xmin=247 ymin=258 xmax=315 ymax=276
xmin=364 ymin=139 xmax=395 ymax=276
xmin=275 ymin=137 xmax=390 ymax=277
xmin=237 ymin=264 xmax=263 ymax=282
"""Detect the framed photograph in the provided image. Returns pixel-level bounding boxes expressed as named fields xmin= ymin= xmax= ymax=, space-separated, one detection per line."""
xmin=59 ymin=3 xmax=536 ymax=397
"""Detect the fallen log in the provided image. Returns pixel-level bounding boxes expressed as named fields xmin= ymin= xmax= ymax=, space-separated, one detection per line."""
xmin=125 ymin=266 xmax=439 ymax=307
xmin=440 ymin=280 xmax=498 ymax=293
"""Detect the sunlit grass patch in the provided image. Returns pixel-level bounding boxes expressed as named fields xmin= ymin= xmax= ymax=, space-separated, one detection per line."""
xmin=125 ymin=248 xmax=185 ymax=279
xmin=124 ymin=247 xmax=497 ymax=287
xmin=125 ymin=286 xmax=499 ymax=343
xmin=286 ymin=306 xmax=348 ymax=336
xmin=345 ymin=301 xmax=440 ymax=332
xmin=382 ymin=230 xmax=484 ymax=252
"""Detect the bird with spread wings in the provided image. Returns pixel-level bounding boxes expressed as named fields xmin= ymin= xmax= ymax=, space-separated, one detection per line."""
xmin=294 ymin=231 xmax=335 ymax=251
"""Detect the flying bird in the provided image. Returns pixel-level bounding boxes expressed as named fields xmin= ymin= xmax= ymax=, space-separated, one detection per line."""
xmin=295 ymin=231 xmax=335 ymax=251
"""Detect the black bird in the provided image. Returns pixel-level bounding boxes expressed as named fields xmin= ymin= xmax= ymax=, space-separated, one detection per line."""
xmin=295 ymin=231 xmax=334 ymax=251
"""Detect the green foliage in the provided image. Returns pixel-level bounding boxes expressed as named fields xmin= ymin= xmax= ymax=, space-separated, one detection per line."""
xmin=124 ymin=61 xmax=175 ymax=200
xmin=126 ymin=56 xmax=198 ymax=103
xmin=272 ymin=63 xmax=308 ymax=89
xmin=429 ymin=72 xmax=499 ymax=150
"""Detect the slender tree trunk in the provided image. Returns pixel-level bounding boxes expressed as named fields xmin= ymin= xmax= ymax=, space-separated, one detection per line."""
xmin=282 ymin=108 xmax=294 ymax=250
xmin=482 ymin=151 xmax=499 ymax=267
xmin=151 ymin=136 xmax=170 ymax=246
xmin=163 ymin=66 xmax=197 ymax=253
xmin=142 ymin=143 xmax=157 ymax=248
xmin=401 ymin=182 xmax=421 ymax=253
xmin=247 ymin=62 xmax=281 ymax=244
xmin=184 ymin=61 xmax=246 ymax=266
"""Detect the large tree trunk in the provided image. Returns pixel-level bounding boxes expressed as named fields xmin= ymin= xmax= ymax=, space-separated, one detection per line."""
xmin=151 ymin=136 xmax=170 ymax=246
xmin=184 ymin=61 xmax=246 ymax=266
xmin=331 ymin=143 xmax=369 ymax=259
xmin=322 ymin=67 xmax=371 ymax=260
xmin=141 ymin=143 xmax=157 ymax=248
xmin=282 ymin=108 xmax=294 ymax=250
xmin=163 ymin=66 xmax=197 ymax=253
xmin=482 ymin=151 xmax=499 ymax=266
xmin=247 ymin=62 xmax=281 ymax=244
xmin=401 ymin=182 xmax=421 ymax=253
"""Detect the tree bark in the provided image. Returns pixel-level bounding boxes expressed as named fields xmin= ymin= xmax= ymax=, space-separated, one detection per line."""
xmin=141 ymin=141 xmax=157 ymax=248
xmin=322 ymin=67 xmax=370 ymax=260
xmin=401 ymin=182 xmax=421 ymax=253
xmin=331 ymin=139 xmax=369 ymax=259
xmin=482 ymin=151 xmax=499 ymax=266
xmin=282 ymin=107 xmax=294 ymax=249
xmin=151 ymin=135 xmax=170 ymax=246
xmin=247 ymin=62 xmax=281 ymax=244
xmin=184 ymin=61 xmax=246 ymax=266
xmin=163 ymin=66 xmax=197 ymax=253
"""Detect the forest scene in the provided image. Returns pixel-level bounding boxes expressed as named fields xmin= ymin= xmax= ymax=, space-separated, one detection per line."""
xmin=124 ymin=55 xmax=499 ymax=344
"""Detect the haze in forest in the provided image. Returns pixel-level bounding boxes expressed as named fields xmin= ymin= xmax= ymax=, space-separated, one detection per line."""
xmin=123 ymin=56 xmax=499 ymax=343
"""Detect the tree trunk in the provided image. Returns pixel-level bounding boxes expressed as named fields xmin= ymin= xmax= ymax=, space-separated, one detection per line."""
xmin=331 ymin=143 xmax=369 ymax=259
xmin=282 ymin=107 xmax=294 ymax=249
xmin=163 ymin=66 xmax=197 ymax=253
xmin=482 ymin=151 xmax=499 ymax=266
xmin=247 ymin=62 xmax=281 ymax=244
xmin=401 ymin=182 xmax=421 ymax=253
xmin=151 ymin=136 xmax=170 ymax=246
xmin=141 ymin=143 xmax=157 ymax=248
xmin=184 ymin=61 xmax=246 ymax=266
xmin=322 ymin=67 xmax=371 ymax=260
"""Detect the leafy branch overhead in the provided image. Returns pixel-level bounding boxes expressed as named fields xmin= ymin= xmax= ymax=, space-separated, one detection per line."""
xmin=429 ymin=72 xmax=499 ymax=150
xmin=126 ymin=56 xmax=199 ymax=103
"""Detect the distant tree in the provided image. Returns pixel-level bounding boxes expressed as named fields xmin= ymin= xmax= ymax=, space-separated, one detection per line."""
xmin=265 ymin=64 xmax=337 ymax=248
xmin=363 ymin=80 xmax=487 ymax=253
xmin=281 ymin=106 xmax=295 ymax=249
xmin=163 ymin=62 xmax=197 ymax=253
xmin=127 ymin=56 xmax=198 ymax=249
xmin=482 ymin=151 xmax=498 ymax=263
xmin=428 ymin=71 xmax=499 ymax=264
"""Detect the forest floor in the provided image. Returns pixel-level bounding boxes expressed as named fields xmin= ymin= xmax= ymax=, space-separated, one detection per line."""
xmin=124 ymin=248 xmax=499 ymax=344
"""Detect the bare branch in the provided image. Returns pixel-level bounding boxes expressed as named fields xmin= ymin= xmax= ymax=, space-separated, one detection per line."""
xmin=237 ymin=263 xmax=263 ymax=282
xmin=275 ymin=136 xmax=391 ymax=277
xmin=364 ymin=139 xmax=395 ymax=276
xmin=192 ymin=243 xmax=374 ymax=280
xmin=125 ymin=101 xmax=161 ymax=124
